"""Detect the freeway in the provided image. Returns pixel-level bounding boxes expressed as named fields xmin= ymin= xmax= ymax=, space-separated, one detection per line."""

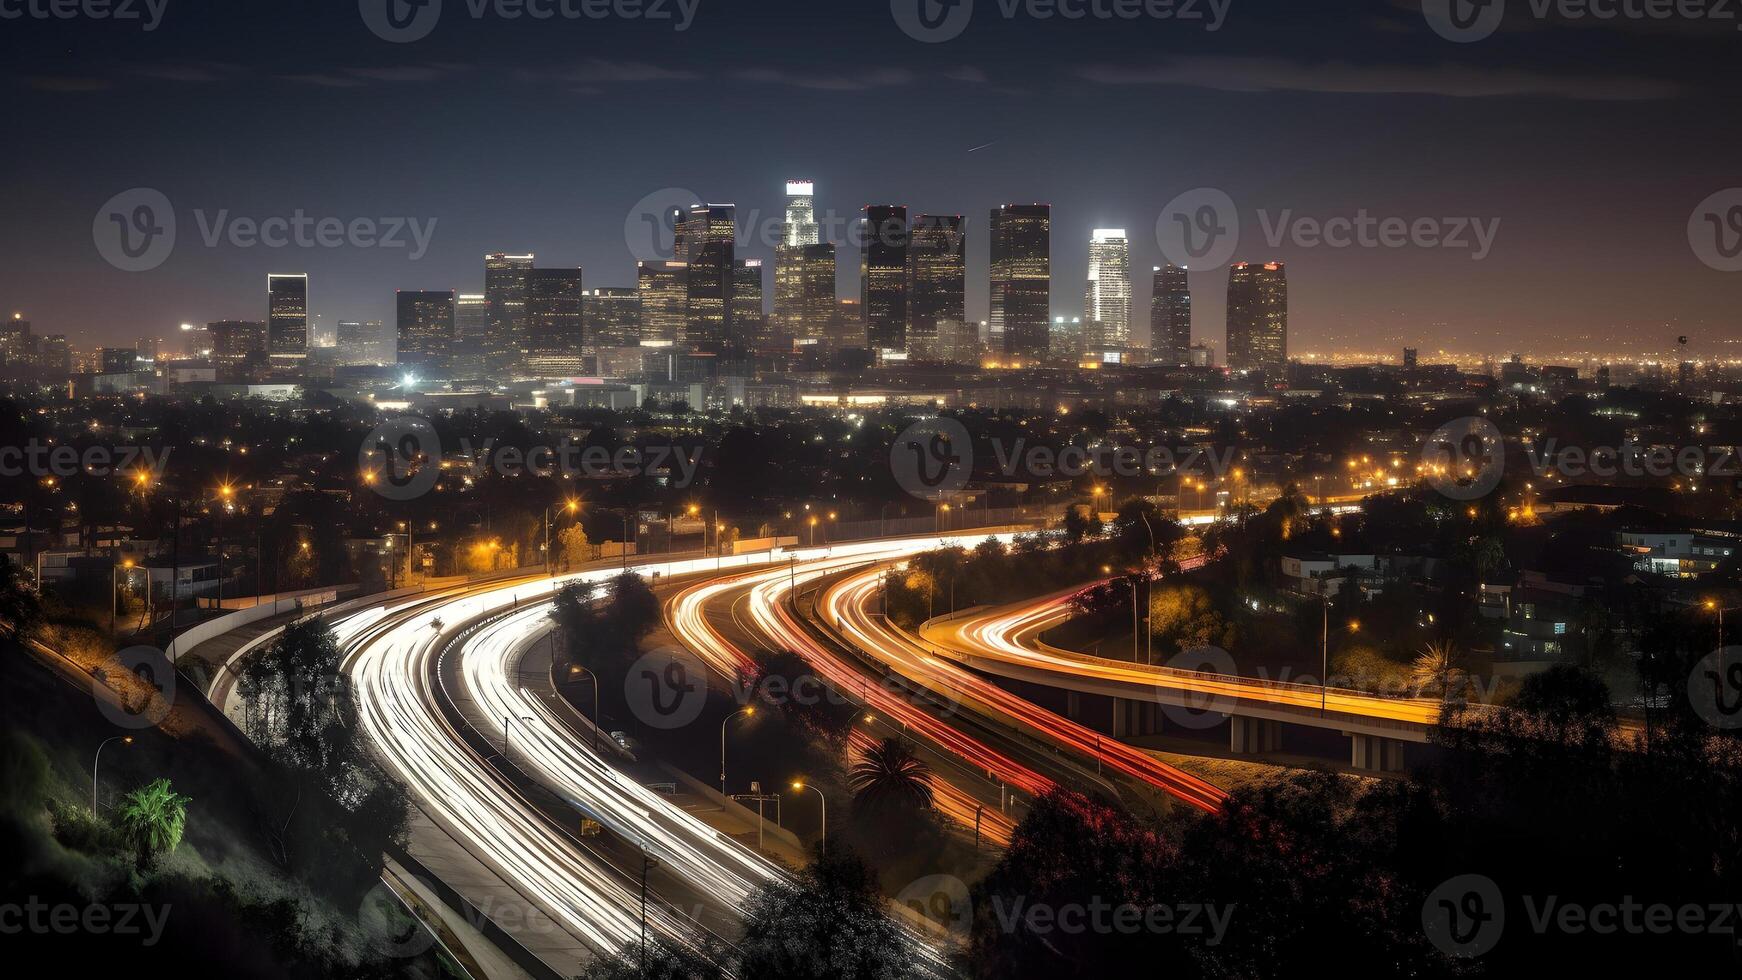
xmin=815 ymin=567 xmax=1229 ymax=811
xmin=924 ymin=587 xmax=1445 ymax=735
xmin=218 ymin=548 xmax=975 ymax=974
xmin=666 ymin=540 xmax=1227 ymax=816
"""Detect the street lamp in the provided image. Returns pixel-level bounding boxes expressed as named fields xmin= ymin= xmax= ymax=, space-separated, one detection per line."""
xmin=568 ymin=664 xmax=600 ymax=753
xmin=720 ymin=706 xmax=756 ymax=795
xmin=93 ymin=735 xmax=132 ymax=813
xmin=1320 ymin=597 xmax=1360 ymax=713
xmin=1704 ymin=599 xmax=1737 ymax=648
xmin=791 ymin=780 xmax=826 ymax=849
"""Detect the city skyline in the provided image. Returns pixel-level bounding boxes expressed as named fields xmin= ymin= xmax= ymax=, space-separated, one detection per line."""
xmin=3 ymin=1 xmax=1737 ymax=357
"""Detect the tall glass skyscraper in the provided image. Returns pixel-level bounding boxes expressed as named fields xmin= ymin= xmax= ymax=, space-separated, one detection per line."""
xmin=909 ymin=214 xmax=965 ymax=360
xmin=267 ymin=274 xmax=308 ymax=367
xmin=637 ymin=260 xmax=688 ymax=345
xmin=525 ymin=268 xmax=586 ymax=377
xmin=1084 ymin=229 xmax=1131 ymax=349
xmin=396 ymin=289 xmax=457 ymax=371
xmin=861 ymin=205 xmax=909 ymax=355
xmin=676 ymin=204 xmax=737 ymax=353
xmin=794 ymin=243 xmax=837 ymax=344
xmin=1150 ymin=265 xmax=1192 ymax=366
xmin=484 ymin=252 xmax=534 ymax=373
xmin=1226 ymin=261 xmax=1288 ymax=373
xmin=774 ymin=180 xmax=819 ymax=343
xmin=989 ymin=205 xmax=1050 ymax=360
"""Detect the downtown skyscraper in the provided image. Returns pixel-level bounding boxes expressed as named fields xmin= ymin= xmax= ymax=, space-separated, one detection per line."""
xmin=676 ymin=204 xmax=737 ymax=353
xmin=484 ymin=252 xmax=534 ymax=374
xmin=792 ymin=243 xmax=837 ymax=344
xmin=909 ymin=214 xmax=966 ymax=361
xmin=1084 ymin=229 xmax=1131 ymax=350
xmin=267 ymin=273 xmax=308 ymax=368
xmin=1226 ymin=261 xmax=1288 ymax=373
xmin=990 ymin=204 xmax=1050 ymax=361
xmin=637 ymin=260 xmax=688 ymax=345
xmin=524 ymin=267 xmax=586 ymax=376
xmin=773 ymin=180 xmax=820 ymax=343
xmin=861 ymin=205 xmax=909 ymax=356
xmin=396 ymin=289 xmax=456 ymax=371
xmin=1150 ymin=265 xmax=1192 ymax=366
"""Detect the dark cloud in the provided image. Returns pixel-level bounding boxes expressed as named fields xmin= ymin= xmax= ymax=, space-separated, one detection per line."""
xmin=1077 ymin=56 xmax=1682 ymax=101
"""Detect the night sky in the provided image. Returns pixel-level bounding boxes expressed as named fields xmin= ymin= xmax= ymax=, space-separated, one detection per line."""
xmin=2 ymin=0 xmax=1738 ymax=359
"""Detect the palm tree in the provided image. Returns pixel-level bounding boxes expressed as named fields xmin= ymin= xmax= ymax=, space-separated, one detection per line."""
xmin=849 ymin=737 xmax=934 ymax=812
xmin=1411 ymin=641 xmax=1468 ymax=701
xmin=116 ymin=777 xmax=191 ymax=871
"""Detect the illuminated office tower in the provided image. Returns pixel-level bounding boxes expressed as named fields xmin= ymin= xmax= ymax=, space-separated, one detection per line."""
xmin=909 ymin=214 xmax=965 ymax=360
xmin=637 ymin=260 xmax=688 ymax=345
xmin=484 ymin=252 xmax=534 ymax=373
xmin=733 ymin=259 xmax=766 ymax=347
xmin=861 ymin=205 xmax=909 ymax=355
xmin=1225 ymin=261 xmax=1288 ymax=373
xmin=1150 ymin=264 xmax=1192 ymax=366
xmin=267 ymin=274 xmax=308 ymax=367
xmin=773 ymin=180 xmax=820 ymax=339
xmin=1084 ymin=229 xmax=1131 ymax=349
xmin=37 ymin=334 xmax=69 ymax=376
xmin=793 ymin=243 xmax=837 ymax=344
xmin=584 ymin=287 xmax=640 ymax=349
xmin=450 ymin=293 xmax=488 ymax=377
xmin=396 ymin=289 xmax=456 ymax=371
xmin=524 ymin=268 xmax=586 ymax=377
xmin=676 ymin=204 xmax=736 ymax=352
xmin=209 ymin=320 xmax=267 ymax=365
xmin=989 ymin=204 xmax=1050 ymax=360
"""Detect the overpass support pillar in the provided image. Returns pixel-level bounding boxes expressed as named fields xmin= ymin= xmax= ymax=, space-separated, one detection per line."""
xmin=1229 ymin=716 xmax=1281 ymax=755
xmin=1112 ymin=698 xmax=1161 ymax=738
xmin=1348 ymin=734 xmax=1406 ymax=773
